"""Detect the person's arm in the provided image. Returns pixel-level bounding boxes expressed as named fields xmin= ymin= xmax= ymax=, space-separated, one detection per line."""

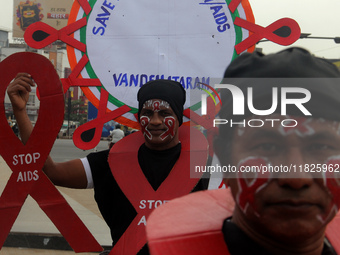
xmin=7 ymin=73 xmax=88 ymax=189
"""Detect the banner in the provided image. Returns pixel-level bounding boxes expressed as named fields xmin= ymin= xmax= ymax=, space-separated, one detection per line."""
xmin=13 ymin=0 xmax=73 ymax=38
xmin=67 ymin=0 xmax=255 ymax=129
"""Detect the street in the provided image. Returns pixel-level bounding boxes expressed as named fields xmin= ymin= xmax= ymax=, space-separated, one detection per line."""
xmin=50 ymin=138 xmax=109 ymax=162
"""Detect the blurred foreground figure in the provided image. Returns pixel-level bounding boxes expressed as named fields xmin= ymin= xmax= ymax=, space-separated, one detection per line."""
xmin=146 ymin=47 xmax=340 ymax=255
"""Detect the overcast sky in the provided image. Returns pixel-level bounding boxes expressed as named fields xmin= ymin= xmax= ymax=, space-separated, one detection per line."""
xmin=1 ymin=0 xmax=339 ymax=58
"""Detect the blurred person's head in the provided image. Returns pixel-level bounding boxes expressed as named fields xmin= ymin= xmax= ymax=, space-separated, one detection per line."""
xmin=214 ymin=47 xmax=340 ymax=250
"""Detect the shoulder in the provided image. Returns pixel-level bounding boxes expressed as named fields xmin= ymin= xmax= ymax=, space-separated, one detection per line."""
xmin=87 ymin=149 xmax=110 ymax=161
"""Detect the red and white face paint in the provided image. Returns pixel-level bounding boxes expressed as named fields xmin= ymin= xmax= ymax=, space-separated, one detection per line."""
xmin=160 ymin=116 xmax=176 ymax=140
xmin=140 ymin=99 xmax=177 ymax=142
xmin=279 ymin=117 xmax=315 ymax=137
xmin=143 ymin=99 xmax=170 ymax=112
xmin=236 ymin=157 xmax=271 ymax=215
xmin=321 ymin=156 xmax=340 ymax=223
xmin=140 ymin=116 xmax=151 ymax=140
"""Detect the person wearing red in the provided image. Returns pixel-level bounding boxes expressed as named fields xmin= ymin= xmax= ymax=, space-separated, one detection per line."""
xmin=146 ymin=47 xmax=340 ymax=255
xmin=8 ymin=78 xmax=209 ymax=254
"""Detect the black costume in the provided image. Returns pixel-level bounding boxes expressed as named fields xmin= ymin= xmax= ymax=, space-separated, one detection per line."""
xmin=85 ymin=143 xmax=207 ymax=254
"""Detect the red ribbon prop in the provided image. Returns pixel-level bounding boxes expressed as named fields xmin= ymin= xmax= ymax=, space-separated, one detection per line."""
xmin=228 ymin=0 xmax=242 ymax=13
xmin=0 ymin=52 xmax=102 ymax=252
xmin=73 ymin=89 xmax=131 ymax=150
xmin=77 ymin=0 xmax=92 ymax=15
xmin=234 ymin=17 xmax=301 ymax=54
xmin=24 ymin=18 xmax=87 ymax=52
xmin=146 ymin=189 xmax=234 ymax=255
xmin=108 ymin=126 xmax=208 ymax=254
xmin=61 ymin=55 xmax=102 ymax=93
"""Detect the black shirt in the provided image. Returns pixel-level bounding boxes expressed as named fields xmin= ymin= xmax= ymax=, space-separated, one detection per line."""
xmin=87 ymin=143 xmax=208 ymax=254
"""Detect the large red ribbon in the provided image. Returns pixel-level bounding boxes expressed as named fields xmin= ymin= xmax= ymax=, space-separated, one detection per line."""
xmin=234 ymin=17 xmax=301 ymax=54
xmin=24 ymin=18 xmax=87 ymax=52
xmin=73 ymin=89 xmax=131 ymax=150
xmin=108 ymin=126 xmax=208 ymax=254
xmin=0 ymin=52 xmax=102 ymax=252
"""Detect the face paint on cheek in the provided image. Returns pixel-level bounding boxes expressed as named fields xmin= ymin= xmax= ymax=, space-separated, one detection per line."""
xmin=160 ymin=116 xmax=176 ymax=140
xmin=140 ymin=116 xmax=152 ymax=140
xmin=236 ymin=157 xmax=271 ymax=216
xmin=321 ymin=156 xmax=340 ymax=223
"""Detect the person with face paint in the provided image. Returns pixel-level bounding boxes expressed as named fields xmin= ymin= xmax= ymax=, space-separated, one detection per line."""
xmin=146 ymin=47 xmax=340 ymax=255
xmin=7 ymin=77 xmax=208 ymax=255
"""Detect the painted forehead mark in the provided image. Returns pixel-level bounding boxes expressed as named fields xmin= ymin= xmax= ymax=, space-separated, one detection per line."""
xmin=143 ymin=100 xmax=170 ymax=112
xmin=278 ymin=117 xmax=315 ymax=136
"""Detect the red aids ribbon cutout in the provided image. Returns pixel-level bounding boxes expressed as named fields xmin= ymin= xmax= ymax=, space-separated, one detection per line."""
xmin=228 ymin=0 xmax=242 ymax=13
xmin=236 ymin=157 xmax=270 ymax=212
xmin=24 ymin=17 xmax=87 ymax=52
xmin=61 ymin=55 xmax=102 ymax=93
xmin=77 ymin=0 xmax=92 ymax=15
xmin=0 ymin=53 xmax=102 ymax=252
xmin=108 ymin=125 xmax=208 ymax=255
xmin=73 ymin=89 xmax=131 ymax=150
xmin=234 ymin=17 xmax=301 ymax=54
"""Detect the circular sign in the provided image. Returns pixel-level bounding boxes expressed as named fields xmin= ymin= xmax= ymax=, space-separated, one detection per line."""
xmin=67 ymin=0 xmax=254 ymax=128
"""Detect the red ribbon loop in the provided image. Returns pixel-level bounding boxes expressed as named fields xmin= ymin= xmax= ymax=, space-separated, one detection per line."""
xmin=24 ymin=18 xmax=87 ymax=52
xmin=234 ymin=17 xmax=301 ymax=54
xmin=73 ymin=89 xmax=132 ymax=150
xmin=0 ymin=52 xmax=102 ymax=252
